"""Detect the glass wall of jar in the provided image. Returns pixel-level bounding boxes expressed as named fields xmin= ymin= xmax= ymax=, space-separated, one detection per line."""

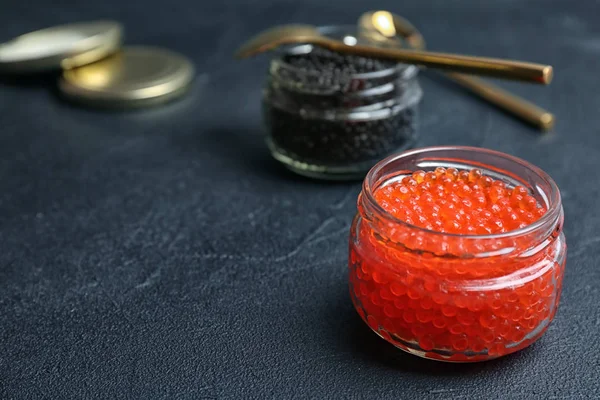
xmin=262 ymin=26 xmax=422 ymax=180
xmin=348 ymin=146 xmax=566 ymax=362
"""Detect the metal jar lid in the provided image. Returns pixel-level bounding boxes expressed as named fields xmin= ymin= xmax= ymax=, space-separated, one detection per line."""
xmin=58 ymin=46 xmax=195 ymax=108
xmin=0 ymin=21 xmax=122 ymax=74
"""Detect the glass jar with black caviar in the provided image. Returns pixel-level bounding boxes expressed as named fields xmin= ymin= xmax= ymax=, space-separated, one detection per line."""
xmin=262 ymin=25 xmax=423 ymax=180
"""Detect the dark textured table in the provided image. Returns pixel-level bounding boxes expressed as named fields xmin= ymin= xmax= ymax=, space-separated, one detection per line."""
xmin=1 ymin=0 xmax=599 ymax=398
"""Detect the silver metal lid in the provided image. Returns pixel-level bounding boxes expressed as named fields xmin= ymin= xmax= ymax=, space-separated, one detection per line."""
xmin=0 ymin=21 xmax=122 ymax=74
xmin=58 ymin=46 xmax=195 ymax=109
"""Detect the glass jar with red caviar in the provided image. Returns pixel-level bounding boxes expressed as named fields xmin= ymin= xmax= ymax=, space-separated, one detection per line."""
xmin=348 ymin=146 xmax=566 ymax=362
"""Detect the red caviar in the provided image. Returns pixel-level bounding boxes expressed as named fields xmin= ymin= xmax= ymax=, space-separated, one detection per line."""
xmin=349 ymin=148 xmax=566 ymax=362
xmin=374 ymin=167 xmax=547 ymax=235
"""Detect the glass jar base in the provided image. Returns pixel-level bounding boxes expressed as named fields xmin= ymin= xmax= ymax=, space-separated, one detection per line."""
xmin=375 ymin=329 xmax=545 ymax=363
xmin=266 ymin=138 xmax=417 ymax=181
xmin=351 ymin=289 xmax=551 ymax=363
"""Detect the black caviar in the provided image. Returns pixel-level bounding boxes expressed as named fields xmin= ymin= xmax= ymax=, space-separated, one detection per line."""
xmin=284 ymin=47 xmax=396 ymax=75
xmin=264 ymin=105 xmax=417 ymax=165
xmin=262 ymin=37 xmax=422 ymax=180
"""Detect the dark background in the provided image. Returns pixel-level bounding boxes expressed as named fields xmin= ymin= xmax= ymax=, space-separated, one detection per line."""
xmin=1 ymin=0 xmax=598 ymax=398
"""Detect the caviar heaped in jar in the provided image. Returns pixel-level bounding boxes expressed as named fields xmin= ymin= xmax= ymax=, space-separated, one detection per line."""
xmin=348 ymin=146 xmax=566 ymax=362
xmin=262 ymin=25 xmax=422 ymax=180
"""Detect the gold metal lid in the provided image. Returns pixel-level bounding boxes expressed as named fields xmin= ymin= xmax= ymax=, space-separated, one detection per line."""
xmin=0 ymin=21 xmax=122 ymax=74
xmin=58 ymin=46 xmax=195 ymax=109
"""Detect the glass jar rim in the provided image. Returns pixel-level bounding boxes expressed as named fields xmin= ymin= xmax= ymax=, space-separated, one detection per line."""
xmin=272 ymin=24 xmax=419 ymax=80
xmin=362 ymin=145 xmax=562 ymax=240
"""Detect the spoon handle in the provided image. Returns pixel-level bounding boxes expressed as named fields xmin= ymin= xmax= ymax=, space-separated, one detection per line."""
xmin=324 ymin=41 xmax=552 ymax=85
xmin=444 ymin=72 xmax=554 ymax=130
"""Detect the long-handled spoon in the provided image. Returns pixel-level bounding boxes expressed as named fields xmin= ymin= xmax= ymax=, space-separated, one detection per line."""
xmin=235 ymin=24 xmax=553 ymax=84
xmin=358 ymin=11 xmax=554 ymax=130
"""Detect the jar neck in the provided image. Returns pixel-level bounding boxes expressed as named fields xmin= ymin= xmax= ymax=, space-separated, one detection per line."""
xmin=357 ymin=146 xmax=563 ymax=258
xmin=270 ymin=57 xmax=417 ymax=92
